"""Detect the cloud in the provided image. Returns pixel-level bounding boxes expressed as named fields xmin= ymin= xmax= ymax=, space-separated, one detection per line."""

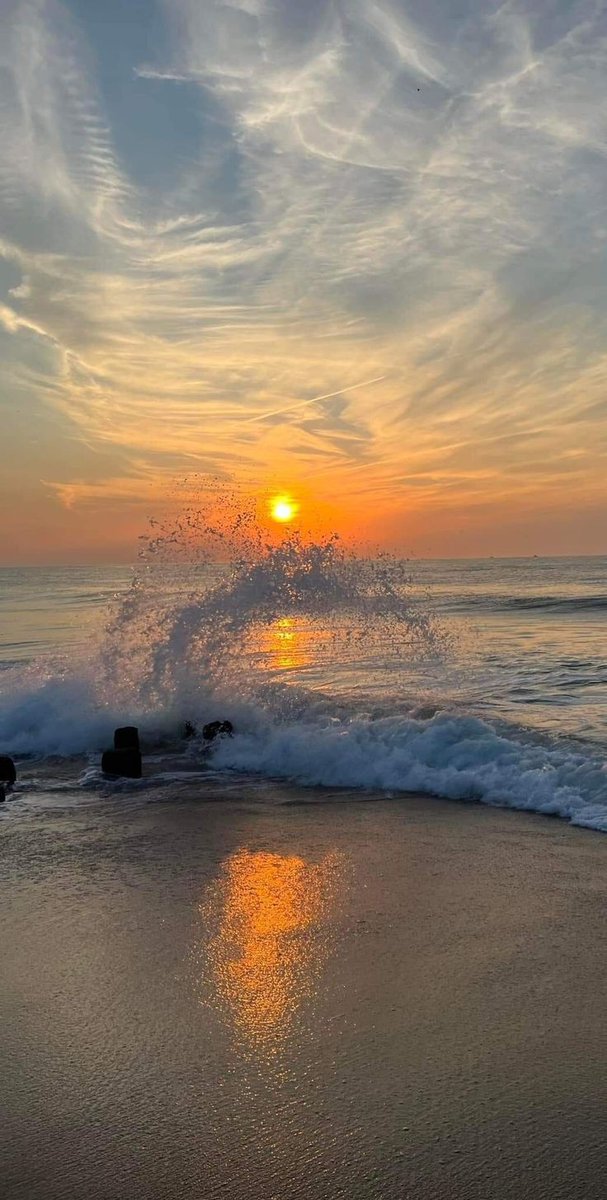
xmin=246 ymin=374 xmax=386 ymax=423
xmin=0 ymin=0 xmax=606 ymax=550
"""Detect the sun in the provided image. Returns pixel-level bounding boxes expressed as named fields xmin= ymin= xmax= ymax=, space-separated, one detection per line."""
xmin=270 ymin=495 xmax=298 ymax=523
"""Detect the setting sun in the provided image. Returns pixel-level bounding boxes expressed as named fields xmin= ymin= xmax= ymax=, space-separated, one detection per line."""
xmin=270 ymin=495 xmax=298 ymax=523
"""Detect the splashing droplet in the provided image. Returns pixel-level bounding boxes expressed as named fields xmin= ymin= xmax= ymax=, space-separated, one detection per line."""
xmin=100 ymin=482 xmax=445 ymax=721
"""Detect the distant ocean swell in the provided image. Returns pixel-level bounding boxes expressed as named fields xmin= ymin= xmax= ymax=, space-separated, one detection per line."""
xmin=454 ymin=594 xmax=607 ymax=613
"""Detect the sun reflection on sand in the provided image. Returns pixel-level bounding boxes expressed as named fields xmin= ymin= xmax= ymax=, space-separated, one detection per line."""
xmin=201 ymin=849 xmax=342 ymax=1052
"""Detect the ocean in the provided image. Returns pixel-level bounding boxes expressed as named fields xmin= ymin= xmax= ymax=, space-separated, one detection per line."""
xmin=1 ymin=550 xmax=607 ymax=1199
xmin=1 ymin=553 xmax=606 ymax=828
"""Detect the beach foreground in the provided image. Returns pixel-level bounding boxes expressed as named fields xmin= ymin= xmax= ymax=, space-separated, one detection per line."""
xmin=1 ymin=782 xmax=606 ymax=1200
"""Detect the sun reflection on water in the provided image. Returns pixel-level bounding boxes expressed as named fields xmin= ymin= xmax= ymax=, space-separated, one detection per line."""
xmin=201 ymin=849 xmax=342 ymax=1053
xmin=253 ymin=616 xmax=334 ymax=674
xmin=265 ymin=617 xmax=300 ymax=672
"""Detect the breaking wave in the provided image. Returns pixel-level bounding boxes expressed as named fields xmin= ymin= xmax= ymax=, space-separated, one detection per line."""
xmin=1 ymin=488 xmax=606 ymax=831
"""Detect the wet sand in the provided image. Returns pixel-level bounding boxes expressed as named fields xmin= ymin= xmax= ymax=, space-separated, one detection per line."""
xmin=1 ymin=783 xmax=606 ymax=1199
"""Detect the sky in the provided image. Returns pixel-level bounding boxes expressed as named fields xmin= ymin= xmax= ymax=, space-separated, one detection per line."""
xmin=1 ymin=0 xmax=607 ymax=562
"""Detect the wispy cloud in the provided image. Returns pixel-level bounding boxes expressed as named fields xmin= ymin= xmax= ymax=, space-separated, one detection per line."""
xmin=1 ymin=0 xmax=607 ymax=556
xmin=246 ymin=375 xmax=386 ymax=423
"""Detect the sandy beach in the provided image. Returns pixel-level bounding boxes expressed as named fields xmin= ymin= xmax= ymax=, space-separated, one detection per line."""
xmin=2 ymin=782 xmax=605 ymax=1200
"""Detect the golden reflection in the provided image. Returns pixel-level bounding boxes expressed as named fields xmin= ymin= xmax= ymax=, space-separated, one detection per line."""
xmin=267 ymin=617 xmax=299 ymax=671
xmin=202 ymin=849 xmax=341 ymax=1050
xmin=256 ymin=616 xmax=328 ymax=672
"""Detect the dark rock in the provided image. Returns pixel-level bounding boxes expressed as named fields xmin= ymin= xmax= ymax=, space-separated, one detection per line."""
xmin=113 ymin=726 xmax=140 ymax=751
xmin=202 ymin=720 xmax=234 ymax=742
xmin=183 ymin=721 xmax=197 ymax=740
xmin=101 ymin=748 xmax=142 ymax=779
xmin=0 ymin=784 xmax=6 ymax=803
xmin=0 ymin=756 xmax=16 ymax=785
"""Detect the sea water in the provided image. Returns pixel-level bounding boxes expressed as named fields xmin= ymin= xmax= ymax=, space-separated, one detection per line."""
xmin=0 ymin=520 xmax=606 ymax=829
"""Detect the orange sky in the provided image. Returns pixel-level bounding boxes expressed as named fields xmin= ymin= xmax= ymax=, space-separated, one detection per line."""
xmin=1 ymin=0 xmax=606 ymax=563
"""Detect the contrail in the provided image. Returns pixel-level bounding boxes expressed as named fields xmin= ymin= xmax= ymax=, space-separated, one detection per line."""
xmin=247 ymin=375 xmax=387 ymax=423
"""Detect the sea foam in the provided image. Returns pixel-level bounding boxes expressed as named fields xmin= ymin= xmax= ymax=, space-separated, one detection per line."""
xmin=211 ymin=710 xmax=607 ymax=831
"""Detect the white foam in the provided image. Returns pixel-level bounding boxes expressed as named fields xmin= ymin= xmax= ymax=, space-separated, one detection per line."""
xmin=2 ymin=673 xmax=606 ymax=829
xmin=0 ymin=675 xmax=189 ymax=757
xmin=211 ymin=711 xmax=607 ymax=831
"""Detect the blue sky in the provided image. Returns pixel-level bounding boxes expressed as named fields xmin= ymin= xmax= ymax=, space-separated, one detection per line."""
xmin=1 ymin=0 xmax=607 ymax=560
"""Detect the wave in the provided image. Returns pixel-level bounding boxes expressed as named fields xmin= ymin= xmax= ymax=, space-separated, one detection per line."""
xmin=210 ymin=710 xmax=607 ymax=832
xmin=1 ymin=497 xmax=606 ymax=832
xmin=455 ymin=594 xmax=607 ymax=613
xmin=1 ymin=677 xmax=606 ymax=832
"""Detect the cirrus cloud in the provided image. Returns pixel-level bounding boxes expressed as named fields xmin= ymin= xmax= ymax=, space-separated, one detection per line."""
xmin=1 ymin=0 xmax=607 ymax=558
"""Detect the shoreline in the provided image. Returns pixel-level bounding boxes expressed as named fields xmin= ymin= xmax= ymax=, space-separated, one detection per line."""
xmin=4 ymin=752 xmax=607 ymax=840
